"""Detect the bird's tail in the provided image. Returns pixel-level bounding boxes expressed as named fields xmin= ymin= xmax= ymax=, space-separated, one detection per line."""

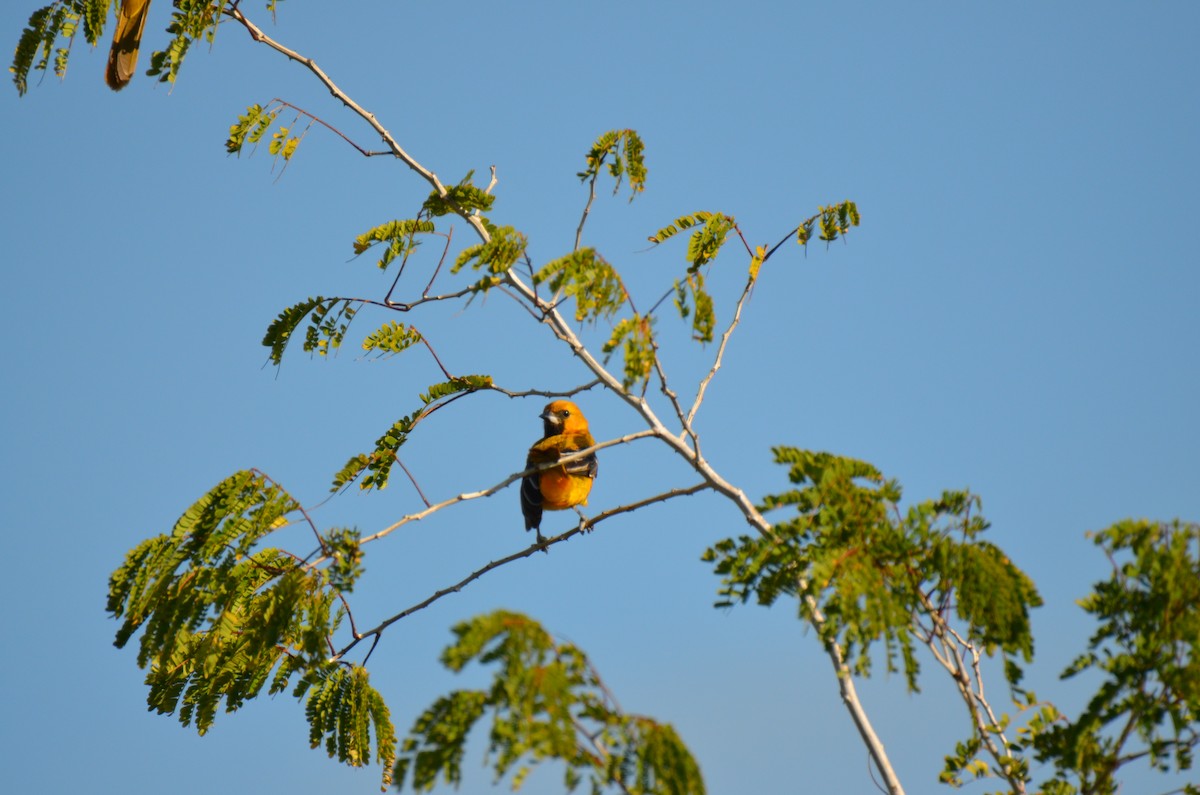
xmin=105 ymin=0 xmax=153 ymax=91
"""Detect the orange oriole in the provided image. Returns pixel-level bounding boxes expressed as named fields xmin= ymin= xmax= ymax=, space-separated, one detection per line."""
xmin=105 ymin=0 xmax=152 ymax=91
xmin=520 ymin=400 xmax=598 ymax=539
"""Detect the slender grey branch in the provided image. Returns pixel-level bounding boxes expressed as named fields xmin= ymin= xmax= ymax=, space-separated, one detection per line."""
xmin=575 ymin=168 xmax=601 ymax=251
xmin=356 ymin=430 xmax=658 ymax=546
xmin=486 ymin=379 xmax=603 ymax=399
xmin=688 ymin=270 xmax=755 ymax=426
xmin=224 ymin=6 xmax=492 ymax=246
xmin=332 ymin=482 xmax=711 ymax=661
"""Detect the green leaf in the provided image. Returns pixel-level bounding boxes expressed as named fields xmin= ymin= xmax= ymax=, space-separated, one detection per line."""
xmin=350 ymin=376 xmax=491 ymax=492
xmin=602 ymin=315 xmax=656 ymax=391
xmin=396 ymin=611 xmax=703 ymax=795
xmin=226 ymin=103 xmax=280 ymax=155
xmin=677 ymin=272 xmax=714 ymax=343
xmin=533 ymin=248 xmax=627 ymax=323
xmin=361 ymin=322 xmax=423 ymax=357
xmin=685 ymin=214 xmax=735 ymax=271
xmin=352 ymin=219 xmax=437 ymax=270
xmin=707 ymin=448 xmax=1040 ymax=696
xmin=418 ymin=375 xmax=493 ymax=406
xmin=145 ymin=0 xmax=224 ymax=87
xmin=302 ymin=665 xmax=396 ymax=785
xmin=1032 ymin=519 xmax=1200 ymax=791
xmin=261 ymin=297 xmax=359 ymax=366
xmin=422 ymin=170 xmax=496 ymax=218
xmin=647 ymin=211 xmax=714 ymax=246
xmin=10 ymin=1 xmax=112 ymax=95
xmin=453 ymin=225 xmax=526 ymax=277
xmin=577 ymin=129 xmax=647 ymax=200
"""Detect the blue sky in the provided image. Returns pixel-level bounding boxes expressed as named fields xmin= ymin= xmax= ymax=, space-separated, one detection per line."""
xmin=2 ymin=2 xmax=1197 ymax=793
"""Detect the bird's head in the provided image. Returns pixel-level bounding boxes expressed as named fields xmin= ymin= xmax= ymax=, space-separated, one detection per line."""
xmin=540 ymin=400 xmax=589 ymax=436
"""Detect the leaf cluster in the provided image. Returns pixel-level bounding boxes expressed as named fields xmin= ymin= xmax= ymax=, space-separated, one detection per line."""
xmin=704 ymin=447 xmax=1040 ymax=690
xmin=261 ymin=296 xmax=359 ymax=365
xmin=577 ymin=129 xmax=647 ymax=200
xmin=423 ymin=170 xmax=496 ymax=219
xmin=602 ymin=315 xmax=656 ymax=391
xmin=10 ymin=1 xmax=102 ymax=94
xmin=332 ymin=375 xmax=492 ymax=492
xmin=145 ymin=0 xmax=224 ymax=87
xmin=394 ymin=611 xmax=704 ymax=795
xmin=534 ymin=248 xmax=627 ymax=324
xmin=797 ymin=201 xmax=860 ymax=246
xmin=296 ymin=664 xmax=396 ymax=786
xmin=105 ymin=469 xmax=397 ymax=788
xmin=353 ymin=219 xmax=437 ymax=271
xmin=453 ymin=224 xmax=527 ymax=289
xmin=1028 ymin=519 xmax=1200 ymax=794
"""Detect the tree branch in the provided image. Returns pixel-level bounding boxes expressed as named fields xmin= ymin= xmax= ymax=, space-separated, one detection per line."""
xmin=332 ymin=482 xmax=711 ymax=661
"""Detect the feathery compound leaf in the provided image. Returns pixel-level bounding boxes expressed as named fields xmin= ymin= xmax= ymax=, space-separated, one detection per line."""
xmin=261 ymin=297 xmax=359 ymax=366
xmin=10 ymin=0 xmax=112 ymax=94
xmin=396 ymin=611 xmax=703 ymax=794
xmin=577 ymin=129 xmax=647 ymax=200
xmin=358 ymin=411 xmax=419 ymax=491
xmin=418 ymin=375 xmax=492 ymax=406
xmin=330 ymin=453 xmax=370 ymax=493
xmin=453 ymin=225 xmax=527 ymax=277
xmin=301 ymin=665 xmax=397 ymax=788
xmin=533 ymin=248 xmax=627 ymax=323
xmin=106 ymin=471 xmax=342 ymax=725
xmin=145 ymin=0 xmax=224 ymax=87
xmin=349 ymin=376 xmax=491 ymax=492
xmin=678 ymin=272 xmax=714 ymax=343
xmin=603 ymin=315 xmax=656 ymax=391
xmin=797 ymin=200 xmax=860 ymax=246
xmin=705 ymin=448 xmax=1039 ymax=693
xmin=647 ymin=211 xmax=714 ymax=245
xmin=686 ymin=213 xmax=736 ymax=271
xmin=324 ymin=527 xmax=364 ymax=593
xmin=1031 ymin=519 xmax=1200 ymax=791
xmin=361 ymin=322 xmax=422 ymax=357
xmin=352 ymin=219 xmax=436 ymax=270
xmin=422 ymin=170 xmax=496 ymax=218
xmin=226 ymin=103 xmax=280 ymax=154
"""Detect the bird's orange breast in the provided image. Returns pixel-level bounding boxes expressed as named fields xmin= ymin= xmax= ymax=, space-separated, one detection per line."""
xmin=538 ymin=469 xmax=593 ymax=510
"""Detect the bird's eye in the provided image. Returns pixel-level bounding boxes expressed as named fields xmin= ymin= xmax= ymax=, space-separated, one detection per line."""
xmin=561 ymin=409 xmax=571 ymax=417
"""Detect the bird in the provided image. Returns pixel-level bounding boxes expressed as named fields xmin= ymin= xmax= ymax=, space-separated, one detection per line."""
xmin=106 ymin=0 xmax=152 ymax=91
xmin=520 ymin=400 xmax=598 ymax=542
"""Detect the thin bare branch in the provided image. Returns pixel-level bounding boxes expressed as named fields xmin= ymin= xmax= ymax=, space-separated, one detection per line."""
xmin=486 ymin=379 xmax=604 ymax=399
xmin=687 ymin=271 xmax=755 ymax=426
xmin=333 ymin=482 xmax=710 ymax=661
xmin=224 ymin=5 xmax=492 ymax=245
xmin=264 ymin=97 xmax=391 ymax=157
xmin=356 ymin=430 xmax=658 ymax=546
xmin=393 ymin=457 xmax=432 ymax=508
xmin=575 ymin=168 xmax=601 ymax=251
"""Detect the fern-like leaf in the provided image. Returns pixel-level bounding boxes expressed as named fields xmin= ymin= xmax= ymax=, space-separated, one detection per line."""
xmin=352 ymin=219 xmax=436 ymax=270
xmin=145 ymin=0 xmax=223 ymax=87
xmin=602 ymin=315 xmax=656 ymax=391
xmin=361 ymin=322 xmax=422 ymax=357
xmin=422 ymin=170 xmax=496 ymax=218
xmin=533 ymin=248 xmax=627 ymax=323
xmin=261 ymin=297 xmax=358 ymax=366
xmin=453 ymin=225 xmax=527 ymax=277
xmin=396 ymin=611 xmax=703 ymax=794
xmin=577 ymin=129 xmax=647 ymax=200
xmin=226 ymin=103 xmax=280 ymax=154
